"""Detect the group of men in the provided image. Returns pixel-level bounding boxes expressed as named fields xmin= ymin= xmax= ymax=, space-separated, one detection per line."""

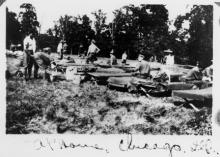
xmin=21 ymin=32 xmax=151 ymax=81
xmin=22 ymin=34 xmax=102 ymax=81
xmin=21 ymin=32 xmax=212 ymax=83
xmin=84 ymin=39 xmax=128 ymax=66
xmin=131 ymin=53 xmax=213 ymax=83
xmin=23 ymin=33 xmax=52 ymax=81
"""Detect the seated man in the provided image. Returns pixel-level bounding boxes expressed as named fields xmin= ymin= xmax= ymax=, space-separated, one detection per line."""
xmin=180 ymin=66 xmax=203 ymax=82
xmin=202 ymin=63 xmax=213 ymax=81
xmin=132 ymin=54 xmax=151 ymax=79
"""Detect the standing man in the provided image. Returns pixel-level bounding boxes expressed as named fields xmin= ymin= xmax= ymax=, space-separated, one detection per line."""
xmin=133 ymin=54 xmax=151 ymax=79
xmin=23 ymin=32 xmax=37 ymax=80
xmin=109 ymin=50 xmax=117 ymax=65
xmin=164 ymin=49 xmax=174 ymax=65
xmin=78 ymin=44 xmax=84 ymax=57
xmin=121 ymin=51 xmax=128 ymax=64
xmin=86 ymin=39 xmax=100 ymax=64
xmin=57 ymin=40 xmax=65 ymax=59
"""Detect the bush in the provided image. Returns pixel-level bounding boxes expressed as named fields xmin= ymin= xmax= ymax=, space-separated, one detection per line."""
xmin=6 ymin=102 xmax=42 ymax=134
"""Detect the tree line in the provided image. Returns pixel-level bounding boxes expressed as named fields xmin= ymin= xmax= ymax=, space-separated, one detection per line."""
xmin=6 ymin=3 xmax=213 ymax=67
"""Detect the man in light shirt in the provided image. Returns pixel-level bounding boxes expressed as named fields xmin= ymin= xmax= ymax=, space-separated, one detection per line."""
xmin=164 ymin=49 xmax=174 ymax=65
xmin=109 ymin=50 xmax=117 ymax=65
xmin=23 ymin=33 xmax=36 ymax=53
xmin=86 ymin=39 xmax=100 ymax=64
xmin=57 ymin=40 xmax=67 ymax=60
xmin=23 ymin=33 xmax=37 ymax=80
xmin=121 ymin=51 xmax=127 ymax=64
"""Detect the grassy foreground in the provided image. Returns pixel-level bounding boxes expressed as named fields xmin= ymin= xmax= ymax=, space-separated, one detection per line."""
xmin=6 ymin=77 xmax=212 ymax=135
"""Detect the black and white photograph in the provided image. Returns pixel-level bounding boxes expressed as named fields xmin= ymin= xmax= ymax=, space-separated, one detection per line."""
xmin=4 ymin=0 xmax=214 ymax=136
xmin=3 ymin=0 xmax=220 ymax=157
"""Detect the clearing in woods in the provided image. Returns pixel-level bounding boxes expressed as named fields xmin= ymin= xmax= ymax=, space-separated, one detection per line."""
xmin=6 ymin=55 xmax=212 ymax=134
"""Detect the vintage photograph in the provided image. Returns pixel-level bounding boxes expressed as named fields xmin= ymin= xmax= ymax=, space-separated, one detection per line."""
xmin=6 ymin=0 xmax=213 ymax=135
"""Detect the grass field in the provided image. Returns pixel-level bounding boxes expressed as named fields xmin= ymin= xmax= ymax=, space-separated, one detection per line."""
xmin=6 ymin=54 xmax=212 ymax=135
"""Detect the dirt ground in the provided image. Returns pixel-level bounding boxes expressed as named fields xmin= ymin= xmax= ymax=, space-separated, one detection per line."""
xmin=6 ymin=54 xmax=212 ymax=135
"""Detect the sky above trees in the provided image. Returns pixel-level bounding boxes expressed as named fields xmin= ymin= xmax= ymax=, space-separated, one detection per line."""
xmin=6 ymin=0 xmax=198 ymax=33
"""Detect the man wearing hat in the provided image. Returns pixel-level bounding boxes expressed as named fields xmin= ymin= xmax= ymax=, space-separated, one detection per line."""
xmin=164 ymin=49 xmax=174 ymax=65
xmin=86 ymin=39 xmax=100 ymax=64
xmin=133 ymin=53 xmax=151 ymax=79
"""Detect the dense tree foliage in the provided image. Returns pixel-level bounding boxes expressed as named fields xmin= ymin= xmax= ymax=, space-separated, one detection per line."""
xmin=6 ymin=3 xmax=213 ymax=67
xmin=6 ymin=7 xmax=22 ymax=49
xmin=36 ymin=34 xmax=58 ymax=52
xmin=169 ymin=15 xmax=190 ymax=64
xmin=187 ymin=5 xmax=213 ymax=67
xmin=170 ymin=5 xmax=213 ymax=67
xmin=92 ymin=9 xmax=107 ymax=35
xmin=92 ymin=9 xmax=112 ymax=57
xmin=49 ymin=14 xmax=95 ymax=54
xmin=18 ymin=3 xmax=39 ymax=36
xmin=112 ymin=4 xmax=169 ymax=60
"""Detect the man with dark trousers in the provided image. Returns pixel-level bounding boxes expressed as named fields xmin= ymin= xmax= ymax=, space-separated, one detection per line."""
xmin=23 ymin=32 xmax=37 ymax=80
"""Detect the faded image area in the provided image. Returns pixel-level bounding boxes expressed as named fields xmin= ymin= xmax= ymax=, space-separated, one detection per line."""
xmin=6 ymin=1 xmax=212 ymax=134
